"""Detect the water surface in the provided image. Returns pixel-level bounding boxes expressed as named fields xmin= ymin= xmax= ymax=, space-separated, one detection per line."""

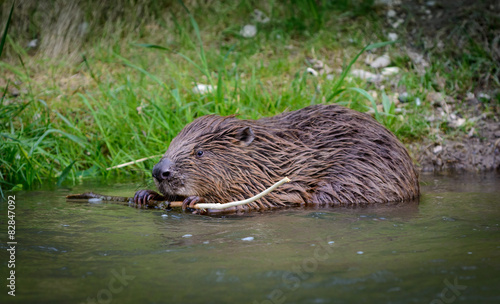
xmin=1 ymin=173 xmax=499 ymax=303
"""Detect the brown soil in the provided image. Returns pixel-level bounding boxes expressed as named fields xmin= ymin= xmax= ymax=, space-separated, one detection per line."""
xmin=392 ymin=0 xmax=500 ymax=172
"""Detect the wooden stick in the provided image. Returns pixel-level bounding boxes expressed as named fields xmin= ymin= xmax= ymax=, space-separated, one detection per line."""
xmin=66 ymin=177 xmax=291 ymax=210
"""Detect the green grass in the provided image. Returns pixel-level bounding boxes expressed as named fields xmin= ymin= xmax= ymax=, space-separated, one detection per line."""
xmin=0 ymin=0 xmax=497 ymax=195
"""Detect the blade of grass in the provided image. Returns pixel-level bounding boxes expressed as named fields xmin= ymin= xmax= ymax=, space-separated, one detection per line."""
xmin=0 ymin=0 xmax=15 ymax=58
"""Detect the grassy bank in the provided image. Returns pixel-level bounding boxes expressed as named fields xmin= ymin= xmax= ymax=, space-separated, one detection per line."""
xmin=1 ymin=0 xmax=498 ymax=196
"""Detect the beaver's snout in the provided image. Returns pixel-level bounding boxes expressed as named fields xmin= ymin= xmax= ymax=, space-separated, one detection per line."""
xmin=152 ymin=158 xmax=175 ymax=182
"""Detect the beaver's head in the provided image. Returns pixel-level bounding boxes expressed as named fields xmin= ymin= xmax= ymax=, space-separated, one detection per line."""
xmin=152 ymin=115 xmax=271 ymax=203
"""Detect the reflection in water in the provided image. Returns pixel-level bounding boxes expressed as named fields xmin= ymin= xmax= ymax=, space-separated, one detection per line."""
xmin=0 ymin=173 xmax=499 ymax=304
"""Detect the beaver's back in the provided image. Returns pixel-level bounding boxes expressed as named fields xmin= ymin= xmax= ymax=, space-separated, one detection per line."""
xmin=253 ymin=104 xmax=419 ymax=206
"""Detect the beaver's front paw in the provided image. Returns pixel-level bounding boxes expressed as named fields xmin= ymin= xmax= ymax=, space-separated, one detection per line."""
xmin=133 ymin=190 xmax=164 ymax=207
xmin=182 ymin=196 xmax=206 ymax=213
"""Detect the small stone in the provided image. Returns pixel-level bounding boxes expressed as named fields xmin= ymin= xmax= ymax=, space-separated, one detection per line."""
xmin=252 ymin=9 xmax=270 ymax=24
xmin=326 ymin=74 xmax=334 ymax=81
xmin=449 ymin=117 xmax=466 ymax=128
xmin=388 ymin=32 xmax=398 ymax=41
xmin=192 ymin=84 xmax=215 ymax=94
xmin=161 ymin=214 xmax=168 ymax=217
xmin=387 ymin=9 xmax=396 ymax=18
xmin=182 ymin=234 xmax=193 ymax=238
xmin=433 ymin=145 xmax=443 ymax=154
xmin=240 ymin=24 xmax=257 ymax=38
xmin=364 ymin=53 xmax=375 ymax=65
xmin=370 ymin=54 xmax=391 ymax=68
xmin=494 ymin=131 xmax=500 ymax=138
xmin=241 ymin=237 xmax=254 ymax=241
xmin=350 ymin=69 xmax=382 ymax=82
xmin=381 ymin=66 xmax=400 ymax=76
xmin=478 ymin=93 xmax=491 ymax=100
xmin=307 ymin=67 xmax=319 ymax=77
xmin=357 ymin=251 xmax=364 ymax=255
xmin=415 ymin=97 xmax=422 ymax=106
xmin=328 ymin=241 xmax=335 ymax=244
xmin=27 ymin=39 xmax=38 ymax=48
xmin=398 ymin=92 xmax=409 ymax=103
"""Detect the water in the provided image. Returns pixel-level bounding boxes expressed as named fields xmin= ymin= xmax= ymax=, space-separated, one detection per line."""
xmin=1 ymin=173 xmax=499 ymax=304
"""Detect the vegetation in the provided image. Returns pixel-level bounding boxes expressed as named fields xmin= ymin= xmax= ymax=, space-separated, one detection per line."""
xmin=1 ymin=0 xmax=498 ymax=196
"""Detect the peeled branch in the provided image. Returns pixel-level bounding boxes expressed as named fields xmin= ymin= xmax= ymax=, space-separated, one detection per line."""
xmin=66 ymin=177 xmax=292 ymax=211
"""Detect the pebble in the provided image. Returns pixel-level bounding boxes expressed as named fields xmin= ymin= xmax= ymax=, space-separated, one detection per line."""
xmin=478 ymin=93 xmax=491 ymax=100
xmin=370 ymin=55 xmax=391 ymax=69
xmin=182 ymin=234 xmax=193 ymax=238
xmin=433 ymin=145 xmax=443 ymax=154
xmin=241 ymin=237 xmax=254 ymax=241
xmin=27 ymin=39 xmax=38 ymax=48
xmin=328 ymin=241 xmax=335 ymax=244
xmin=398 ymin=92 xmax=409 ymax=103
xmin=240 ymin=24 xmax=257 ymax=38
xmin=161 ymin=214 xmax=168 ymax=217
xmin=252 ymin=9 xmax=270 ymax=24
xmin=192 ymin=84 xmax=215 ymax=94
xmin=415 ymin=97 xmax=422 ymax=106
xmin=357 ymin=251 xmax=364 ymax=255
xmin=387 ymin=9 xmax=396 ymax=18
xmin=387 ymin=32 xmax=398 ymax=41
xmin=381 ymin=67 xmax=400 ymax=76
xmin=350 ymin=69 xmax=382 ymax=82
xmin=307 ymin=67 xmax=319 ymax=77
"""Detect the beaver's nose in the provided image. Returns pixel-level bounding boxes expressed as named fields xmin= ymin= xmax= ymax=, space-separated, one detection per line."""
xmin=152 ymin=158 xmax=174 ymax=182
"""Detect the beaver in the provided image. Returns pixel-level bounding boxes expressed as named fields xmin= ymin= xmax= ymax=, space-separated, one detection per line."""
xmin=134 ymin=104 xmax=419 ymax=213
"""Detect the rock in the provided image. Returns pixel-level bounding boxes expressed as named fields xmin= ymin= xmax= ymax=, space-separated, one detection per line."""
xmin=307 ymin=58 xmax=333 ymax=75
xmin=350 ymin=69 xmax=383 ymax=82
xmin=433 ymin=145 xmax=443 ymax=154
xmin=398 ymin=92 xmax=409 ymax=103
xmin=387 ymin=9 xmax=396 ymax=18
xmin=388 ymin=32 xmax=398 ymax=41
xmin=240 ymin=24 xmax=257 ymax=38
xmin=241 ymin=237 xmax=254 ymax=241
xmin=27 ymin=39 xmax=38 ymax=48
xmin=306 ymin=67 xmax=319 ymax=77
xmin=478 ymin=93 xmax=491 ymax=100
xmin=370 ymin=54 xmax=391 ymax=68
xmin=364 ymin=53 xmax=376 ymax=65
xmin=381 ymin=66 xmax=400 ymax=76
xmin=494 ymin=131 xmax=500 ymax=138
xmin=415 ymin=97 xmax=422 ymax=106
xmin=192 ymin=84 xmax=216 ymax=94
xmin=252 ymin=9 xmax=270 ymax=23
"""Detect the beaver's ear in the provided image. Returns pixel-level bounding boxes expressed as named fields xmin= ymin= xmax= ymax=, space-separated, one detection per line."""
xmin=235 ymin=127 xmax=255 ymax=146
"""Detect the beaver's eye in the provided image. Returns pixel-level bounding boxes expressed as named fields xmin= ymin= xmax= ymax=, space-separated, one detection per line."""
xmin=196 ymin=150 xmax=204 ymax=157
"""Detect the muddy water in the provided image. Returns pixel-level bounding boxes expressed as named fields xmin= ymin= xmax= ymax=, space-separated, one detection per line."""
xmin=1 ymin=173 xmax=499 ymax=304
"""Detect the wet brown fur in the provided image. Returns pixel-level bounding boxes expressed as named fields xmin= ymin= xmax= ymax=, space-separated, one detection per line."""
xmin=156 ymin=104 xmax=419 ymax=212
